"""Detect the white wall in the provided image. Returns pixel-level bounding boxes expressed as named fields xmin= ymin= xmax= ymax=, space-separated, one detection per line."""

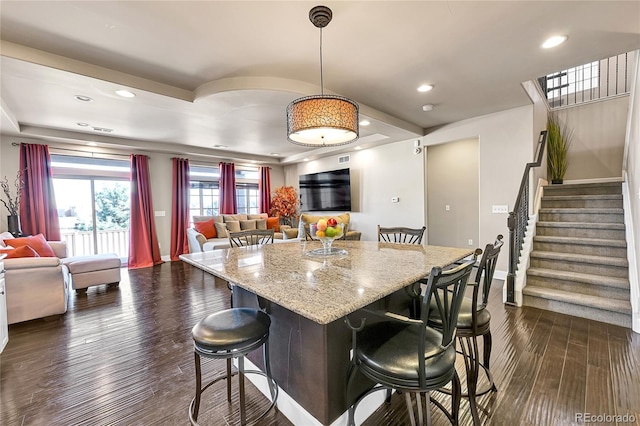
xmin=284 ymin=139 xmax=425 ymax=241
xmin=558 ymin=96 xmax=628 ymax=180
xmin=423 ymin=106 xmax=536 ymax=274
xmin=522 ymin=80 xmax=550 ymax=188
xmin=623 ymin=51 xmax=640 ymax=333
xmin=0 ymin=136 xmax=285 ymax=258
xmin=0 ymin=138 xmax=22 ymax=233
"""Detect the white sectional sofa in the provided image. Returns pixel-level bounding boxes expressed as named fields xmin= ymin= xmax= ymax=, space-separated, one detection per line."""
xmin=3 ymin=241 xmax=70 ymax=324
xmin=2 ymin=235 xmax=121 ymax=324
xmin=186 ymin=213 xmax=297 ymax=253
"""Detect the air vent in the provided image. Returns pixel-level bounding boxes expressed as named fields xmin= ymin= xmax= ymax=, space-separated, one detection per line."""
xmin=92 ymin=126 xmax=113 ymax=133
xmin=338 ymin=155 xmax=350 ymax=164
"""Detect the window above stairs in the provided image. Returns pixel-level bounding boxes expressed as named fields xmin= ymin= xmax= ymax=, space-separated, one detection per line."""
xmin=537 ymin=51 xmax=636 ymax=110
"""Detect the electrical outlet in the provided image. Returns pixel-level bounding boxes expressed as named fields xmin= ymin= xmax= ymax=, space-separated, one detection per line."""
xmin=445 ymin=205 xmax=450 ymax=211
xmin=468 ymin=239 xmax=473 ymax=246
xmin=492 ymin=205 xmax=509 ymax=214
xmin=154 ymin=210 xmax=166 ymax=217
xmin=391 ymin=197 xmax=399 ymax=203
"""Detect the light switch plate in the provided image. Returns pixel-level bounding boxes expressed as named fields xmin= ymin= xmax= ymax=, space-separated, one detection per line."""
xmin=492 ymin=205 xmax=509 ymax=214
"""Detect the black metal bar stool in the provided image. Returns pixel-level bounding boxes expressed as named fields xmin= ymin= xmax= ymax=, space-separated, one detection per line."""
xmin=189 ymin=307 xmax=278 ymax=425
xmin=428 ymin=235 xmax=503 ymax=425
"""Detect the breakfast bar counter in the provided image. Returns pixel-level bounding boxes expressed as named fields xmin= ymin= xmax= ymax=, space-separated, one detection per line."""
xmin=180 ymin=240 xmax=472 ymax=425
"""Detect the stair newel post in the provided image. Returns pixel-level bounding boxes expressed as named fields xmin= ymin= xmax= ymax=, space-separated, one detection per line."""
xmin=506 ymin=211 xmax=517 ymax=305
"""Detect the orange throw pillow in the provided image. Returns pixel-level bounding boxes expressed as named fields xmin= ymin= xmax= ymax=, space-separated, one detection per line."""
xmin=4 ymin=234 xmax=56 ymax=257
xmin=194 ymin=219 xmax=217 ymax=239
xmin=266 ymin=217 xmax=280 ymax=233
xmin=0 ymin=245 xmax=40 ymax=259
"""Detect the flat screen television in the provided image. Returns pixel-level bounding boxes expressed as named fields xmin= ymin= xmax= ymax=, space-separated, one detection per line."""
xmin=299 ymin=168 xmax=351 ymax=212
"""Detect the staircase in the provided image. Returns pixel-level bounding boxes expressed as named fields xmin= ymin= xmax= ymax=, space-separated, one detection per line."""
xmin=523 ymin=181 xmax=632 ymax=328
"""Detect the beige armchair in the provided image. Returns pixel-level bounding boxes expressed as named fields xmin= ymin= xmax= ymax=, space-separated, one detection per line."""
xmin=4 ymin=241 xmax=70 ymax=324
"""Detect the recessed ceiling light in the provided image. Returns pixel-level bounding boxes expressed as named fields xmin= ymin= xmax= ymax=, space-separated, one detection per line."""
xmin=74 ymin=95 xmax=93 ymax=102
xmin=303 ymin=158 xmax=309 ymax=162
xmin=359 ymin=120 xmax=370 ymax=126
xmin=77 ymin=122 xmax=89 ymax=127
xmin=542 ymin=35 xmax=568 ymax=49
xmin=417 ymin=84 xmax=433 ymax=93
xmin=213 ymin=145 xmax=228 ymax=149
xmin=422 ymin=104 xmax=434 ymax=112
xmin=87 ymin=142 xmax=97 ymax=146
xmin=115 ymin=89 xmax=136 ymax=98
xmin=270 ymin=153 xmax=280 ymax=156
xmin=354 ymin=146 xmax=362 ymax=150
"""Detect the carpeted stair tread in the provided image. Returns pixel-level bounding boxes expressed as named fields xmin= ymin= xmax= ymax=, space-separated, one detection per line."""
xmin=533 ymin=235 xmax=627 ymax=248
xmin=542 ymin=194 xmax=622 ymax=201
xmin=531 ymin=250 xmax=629 ymax=267
xmin=544 ymin=181 xmax=622 ymax=191
xmin=537 ymin=221 xmax=625 ymax=230
xmin=523 ymin=286 xmax=632 ymax=314
xmin=527 ymin=267 xmax=630 ymax=289
xmin=539 ymin=208 xmax=623 ymax=214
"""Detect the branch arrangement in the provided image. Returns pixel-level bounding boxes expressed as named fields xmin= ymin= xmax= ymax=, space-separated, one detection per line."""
xmin=1 ymin=171 xmax=23 ymax=216
xmin=269 ymin=186 xmax=299 ymax=225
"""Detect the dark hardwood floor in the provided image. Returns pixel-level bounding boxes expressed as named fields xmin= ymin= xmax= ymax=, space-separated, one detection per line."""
xmin=1 ymin=261 xmax=639 ymax=425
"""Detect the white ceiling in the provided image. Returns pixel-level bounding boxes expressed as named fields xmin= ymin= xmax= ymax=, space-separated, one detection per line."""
xmin=1 ymin=1 xmax=639 ymax=164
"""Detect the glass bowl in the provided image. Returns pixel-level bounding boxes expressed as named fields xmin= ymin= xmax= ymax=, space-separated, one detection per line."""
xmin=306 ymin=222 xmax=348 ymax=257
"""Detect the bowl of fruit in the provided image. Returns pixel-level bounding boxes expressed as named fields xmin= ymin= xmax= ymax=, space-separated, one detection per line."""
xmin=307 ymin=218 xmax=348 ymax=257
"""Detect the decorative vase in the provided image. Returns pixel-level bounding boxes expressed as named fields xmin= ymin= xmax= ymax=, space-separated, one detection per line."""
xmin=7 ymin=215 xmax=22 ymax=237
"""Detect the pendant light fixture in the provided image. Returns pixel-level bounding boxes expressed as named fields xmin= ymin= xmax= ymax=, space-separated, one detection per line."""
xmin=286 ymin=5 xmax=359 ymax=147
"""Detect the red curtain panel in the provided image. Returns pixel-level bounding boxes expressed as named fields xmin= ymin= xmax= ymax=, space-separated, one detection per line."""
xmin=219 ymin=162 xmax=237 ymax=214
xmin=259 ymin=166 xmax=271 ymax=214
xmin=18 ymin=143 xmax=61 ymax=240
xmin=170 ymin=158 xmax=190 ymax=261
xmin=128 ymin=154 xmax=163 ymax=269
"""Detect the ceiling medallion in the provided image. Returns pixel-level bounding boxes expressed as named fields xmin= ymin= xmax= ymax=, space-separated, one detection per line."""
xmin=286 ymin=5 xmax=359 ymax=147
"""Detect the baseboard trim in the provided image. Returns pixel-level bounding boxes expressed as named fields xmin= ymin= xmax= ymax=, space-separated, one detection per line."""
xmin=242 ymin=357 xmax=388 ymax=426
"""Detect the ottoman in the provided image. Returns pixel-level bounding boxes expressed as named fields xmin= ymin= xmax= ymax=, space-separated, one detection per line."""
xmin=62 ymin=253 xmax=121 ymax=292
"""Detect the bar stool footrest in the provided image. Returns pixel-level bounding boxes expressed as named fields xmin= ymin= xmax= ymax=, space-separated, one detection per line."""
xmin=436 ymin=349 xmax=497 ymax=398
xmin=189 ymin=369 xmax=278 ymax=426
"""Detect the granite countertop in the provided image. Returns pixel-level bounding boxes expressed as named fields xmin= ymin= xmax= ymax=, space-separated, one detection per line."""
xmin=180 ymin=240 xmax=472 ymax=325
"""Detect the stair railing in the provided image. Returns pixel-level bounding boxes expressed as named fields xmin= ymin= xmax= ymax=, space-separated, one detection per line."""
xmin=506 ymin=130 xmax=547 ymax=305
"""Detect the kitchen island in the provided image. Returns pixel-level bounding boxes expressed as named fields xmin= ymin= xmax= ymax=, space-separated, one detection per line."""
xmin=180 ymin=240 xmax=472 ymax=425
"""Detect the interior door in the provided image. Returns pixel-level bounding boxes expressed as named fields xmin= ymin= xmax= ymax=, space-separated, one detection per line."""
xmin=426 ymin=138 xmax=480 ymax=249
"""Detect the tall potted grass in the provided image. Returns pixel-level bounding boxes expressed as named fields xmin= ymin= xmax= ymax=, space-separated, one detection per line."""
xmin=547 ymin=112 xmax=573 ymax=184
